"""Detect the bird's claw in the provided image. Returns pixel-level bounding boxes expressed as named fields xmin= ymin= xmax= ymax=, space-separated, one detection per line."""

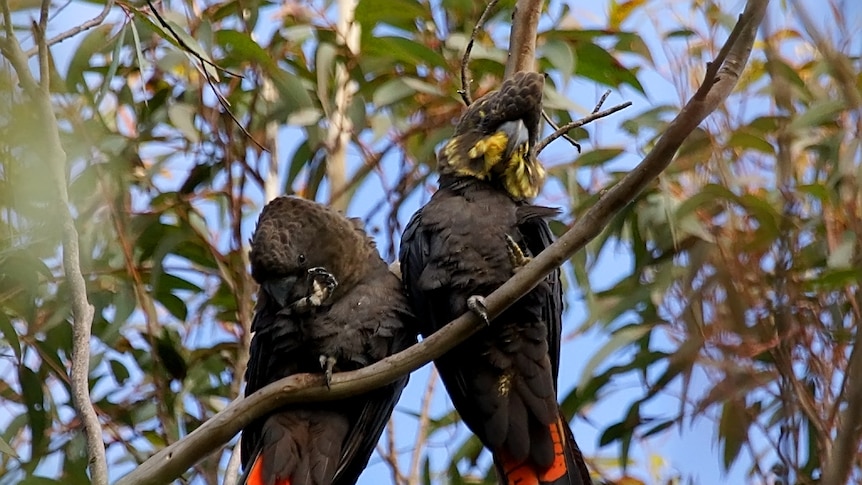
xmin=290 ymin=267 xmax=338 ymax=313
xmin=504 ymin=234 xmax=531 ymax=272
xmin=319 ymin=355 xmax=337 ymax=389
xmin=467 ymin=295 xmax=490 ymax=326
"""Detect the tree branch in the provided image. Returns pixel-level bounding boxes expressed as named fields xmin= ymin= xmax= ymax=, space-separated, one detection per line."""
xmin=822 ymin=328 xmax=862 ymax=485
xmin=1 ymin=9 xmax=110 ymax=484
xmin=23 ymin=0 xmax=114 ymax=58
xmin=325 ymin=0 xmax=359 ymax=212
xmin=458 ymin=0 xmax=499 ymax=106
xmin=536 ymin=101 xmax=632 ymax=155
xmin=504 ymin=0 xmax=542 ymax=78
xmin=115 ymin=3 xmax=766 ymax=484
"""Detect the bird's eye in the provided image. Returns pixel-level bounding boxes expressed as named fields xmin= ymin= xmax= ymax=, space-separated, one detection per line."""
xmin=298 ymin=254 xmax=306 ymax=264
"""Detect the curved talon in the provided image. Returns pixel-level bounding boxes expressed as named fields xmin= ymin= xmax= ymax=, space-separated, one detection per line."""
xmin=504 ymin=234 xmax=532 ymax=272
xmin=319 ymin=355 xmax=337 ymax=389
xmin=290 ymin=267 xmax=339 ymax=313
xmin=467 ymin=295 xmax=490 ymax=326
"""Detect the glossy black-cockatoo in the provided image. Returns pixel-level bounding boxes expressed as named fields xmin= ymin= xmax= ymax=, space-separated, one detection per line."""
xmin=399 ymin=72 xmax=591 ymax=485
xmin=241 ymin=196 xmax=416 ymax=485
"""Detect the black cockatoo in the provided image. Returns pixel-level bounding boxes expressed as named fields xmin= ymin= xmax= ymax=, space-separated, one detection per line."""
xmin=399 ymin=72 xmax=591 ymax=485
xmin=242 ymin=196 xmax=416 ymax=485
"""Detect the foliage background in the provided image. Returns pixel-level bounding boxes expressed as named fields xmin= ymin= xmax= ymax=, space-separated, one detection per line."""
xmin=0 ymin=0 xmax=860 ymax=484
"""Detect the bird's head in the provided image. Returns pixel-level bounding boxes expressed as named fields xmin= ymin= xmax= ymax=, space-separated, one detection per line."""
xmin=249 ymin=197 xmax=374 ymax=307
xmin=437 ymin=71 xmax=546 ymax=200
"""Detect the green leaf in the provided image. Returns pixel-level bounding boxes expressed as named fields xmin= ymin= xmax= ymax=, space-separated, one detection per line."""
xmin=827 ymin=231 xmax=856 ymax=269
xmin=719 ymin=400 xmax=748 ymax=470
xmin=373 ymin=78 xmax=417 ymax=107
xmin=19 ymin=365 xmax=46 ymax=457
xmin=542 ymin=39 xmax=575 ymax=80
xmin=109 ymin=359 xmax=131 ymax=386
xmin=788 ymin=99 xmax=846 ymax=132
xmin=167 ymin=103 xmax=200 ymax=143
xmin=574 ymin=41 xmax=644 ymax=93
xmin=728 ymin=131 xmax=775 ymax=154
xmin=66 ymin=24 xmax=113 ymax=91
xmin=579 ymin=324 xmax=653 ymax=385
xmin=0 ymin=434 xmax=17 ymax=458
xmin=216 ymin=29 xmax=278 ymax=71
xmin=365 ymin=36 xmax=447 ymax=69
xmin=356 ymin=0 xmax=428 ymax=32
xmin=575 ymin=148 xmax=624 ymax=167
xmin=0 ymin=313 xmax=21 ymax=360
xmin=95 ymin=25 xmax=127 ymax=107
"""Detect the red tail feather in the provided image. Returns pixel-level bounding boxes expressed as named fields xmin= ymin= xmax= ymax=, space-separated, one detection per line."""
xmin=245 ymin=455 xmax=292 ymax=485
xmin=499 ymin=418 xmax=573 ymax=485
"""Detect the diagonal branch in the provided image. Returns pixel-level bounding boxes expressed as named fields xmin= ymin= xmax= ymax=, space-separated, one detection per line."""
xmin=114 ymin=3 xmax=767 ymax=484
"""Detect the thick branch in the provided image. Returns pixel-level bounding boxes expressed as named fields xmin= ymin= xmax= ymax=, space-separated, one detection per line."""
xmin=822 ymin=337 xmax=862 ymax=485
xmin=115 ymin=4 xmax=765 ymax=484
xmin=325 ymin=0 xmax=359 ymax=211
xmin=504 ymin=0 xmax=542 ymax=78
xmin=1 ymin=10 xmax=109 ymax=484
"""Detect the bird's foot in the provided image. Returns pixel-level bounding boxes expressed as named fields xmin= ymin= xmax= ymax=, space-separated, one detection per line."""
xmin=319 ymin=354 xmax=337 ymax=389
xmin=467 ymin=295 xmax=490 ymax=326
xmin=290 ymin=267 xmax=338 ymax=313
xmin=504 ymin=234 xmax=531 ymax=272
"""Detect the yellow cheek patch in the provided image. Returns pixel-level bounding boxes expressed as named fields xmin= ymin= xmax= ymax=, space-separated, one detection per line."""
xmin=467 ymin=131 xmax=509 ymax=169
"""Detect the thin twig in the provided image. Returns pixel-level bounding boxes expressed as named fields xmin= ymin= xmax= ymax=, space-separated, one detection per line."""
xmin=23 ymin=0 xmax=114 ymax=57
xmin=36 ymin=0 xmax=49 ymax=92
xmin=540 ymin=110 xmax=581 ymax=153
xmin=536 ymin=101 xmax=632 ymax=155
xmin=144 ymin=0 xmax=265 ymax=151
xmin=458 ymin=0 xmax=499 ymax=106
xmin=1 ymin=0 xmax=13 ymax=40
xmin=407 ymin=368 xmax=437 ymax=485
xmin=592 ymin=89 xmax=611 ymax=114
xmin=222 ymin=438 xmax=242 ymax=485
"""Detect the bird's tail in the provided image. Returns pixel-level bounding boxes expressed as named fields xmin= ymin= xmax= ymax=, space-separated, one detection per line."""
xmin=495 ymin=414 xmax=591 ymax=485
xmin=240 ymin=452 xmax=292 ymax=485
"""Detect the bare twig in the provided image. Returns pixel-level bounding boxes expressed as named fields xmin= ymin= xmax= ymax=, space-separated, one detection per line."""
xmin=458 ymin=0 xmax=499 ymax=106
xmin=407 ymin=368 xmax=437 ymax=485
xmin=1 ymin=10 xmax=110 ymax=484
xmin=222 ymin=438 xmax=242 ymax=485
xmin=379 ymin=416 xmax=405 ymax=485
xmin=504 ymin=0 xmax=543 ymax=78
xmin=23 ymin=0 xmax=114 ymax=58
xmin=540 ymin=110 xmax=581 ymax=153
xmin=1 ymin=0 xmax=13 ymax=40
xmin=115 ymin=4 xmax=765 ymax=483
xmin=592 ymin=89 xmax=611 ymax=114
xmin=536 ymin=101 xmax=632 ymax=155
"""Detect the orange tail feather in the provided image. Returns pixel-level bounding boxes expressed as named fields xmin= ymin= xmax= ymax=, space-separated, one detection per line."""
xmin=498 ymin=418 xmax=575 ymax=485
xmin=245 ymin=455 xmax=292 ymax=485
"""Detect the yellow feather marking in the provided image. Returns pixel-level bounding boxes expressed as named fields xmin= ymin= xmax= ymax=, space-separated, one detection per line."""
xmin=501 ymin=144 xmax=545 ymax=199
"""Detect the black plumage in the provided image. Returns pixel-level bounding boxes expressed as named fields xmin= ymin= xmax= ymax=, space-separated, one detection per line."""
xmin=242 ymin=196 xmax=416 ymax=485
xmin=399 ymin=72 xmax=591 ymax=485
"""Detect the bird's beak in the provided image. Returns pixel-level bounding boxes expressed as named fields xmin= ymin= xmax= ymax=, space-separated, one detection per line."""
xmin=499 ymin=119 xmax=529 ymax=161
xmin=262 ymin=276 xmax=299 ymax=308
